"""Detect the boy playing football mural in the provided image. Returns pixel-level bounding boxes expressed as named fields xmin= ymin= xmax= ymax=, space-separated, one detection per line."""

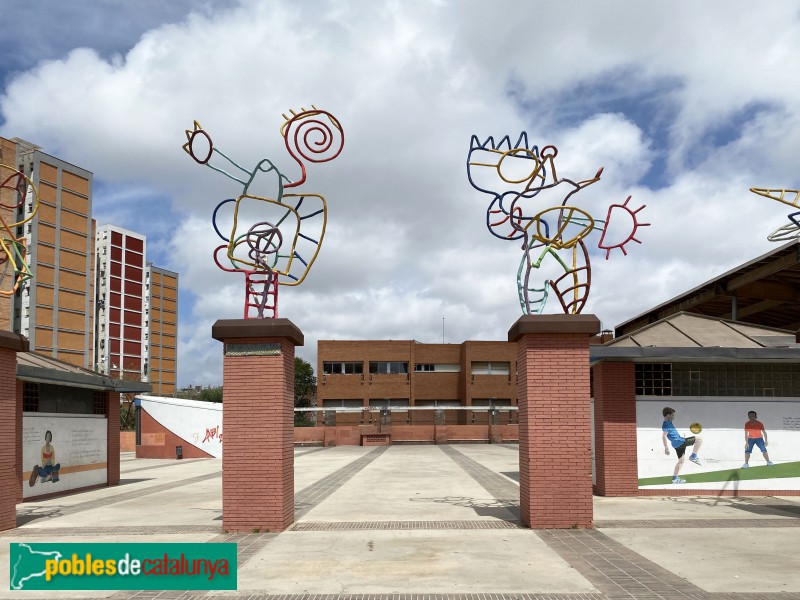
xmin=742 ymin=410 xmax=774 ymax=468
xmin=662 ymin=407 xmax=703 ymax=484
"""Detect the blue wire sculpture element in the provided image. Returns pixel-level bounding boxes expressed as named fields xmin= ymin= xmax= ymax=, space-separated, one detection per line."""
xmin=467 ymin=134 xmax=648 ymax=314
xmin=183 ymin=107 xmax=344 ymax=318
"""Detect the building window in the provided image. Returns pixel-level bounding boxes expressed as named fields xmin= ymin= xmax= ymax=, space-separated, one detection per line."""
xmin=23 ymin=382 xmax=40 ymax=412
xmin=323 ymin=361 xmax=364 ymax=375
xmin=368 ymin=398 xmax=410 ymax=408
xmin=321 ymin=399 xmax=364 ymax=408
xmin=414 ymin=363 xmax=460 ymax=372
xmin=369 ymin=361 xmax=408 ymax=375
xmin=635 ymin=363 xmax=672 ymax=396
xmin=471 ymin=361 xmax=510 ymax=375
xmin=93 ymin=391 xmax=108 ymax=415
xmin=669 ymin=363 xmax=800 ymax=397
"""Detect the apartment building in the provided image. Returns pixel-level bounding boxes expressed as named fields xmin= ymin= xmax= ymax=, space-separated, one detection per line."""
xmin=94 ymin=225 xmax=147 ymax=382
xmin=146 ymin=265 xmax=178 ymax=395
xmin=2 ymin=138 xmax=96 ymax=369
xmin=94 ymin=225 xmax=179 ymax=395
xmin=0 ymin=136 xmax=180 ymax=393
xmin=317 ymin=340 xmax=517 ymax=423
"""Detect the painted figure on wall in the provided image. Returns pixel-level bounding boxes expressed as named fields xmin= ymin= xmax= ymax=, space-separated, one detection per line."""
xmin=743 ymin=410 xmax=774 ymax=469
xmin=28 ymin=430 xmax=61 ymax=486
xmin=661 ymin=407 xmax=703 ymax=484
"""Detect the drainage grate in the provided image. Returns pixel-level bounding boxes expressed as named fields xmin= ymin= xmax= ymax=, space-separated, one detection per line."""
xmin=292 ymin=520 xmax=523 ymax=531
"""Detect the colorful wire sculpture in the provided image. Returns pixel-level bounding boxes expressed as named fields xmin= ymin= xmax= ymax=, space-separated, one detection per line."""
xmin=0 ymin=163 xmax=40 ymax=297
xmin=750 ymin=187 xmax=800 ymax=242
xmin=467 ymin=134 xmax=648 ymax=315
xmin=183 ymin=107 xmax=344 ymax=318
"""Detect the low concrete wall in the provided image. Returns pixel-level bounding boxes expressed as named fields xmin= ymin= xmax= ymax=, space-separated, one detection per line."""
xmin=294 ymin=426 xmax=325 ymax=445
xmin=120 ymin=431 xmax=136 ymax=452
xmin=292 ymin=424 xmax=519 ymax=445
xmin=392 ymin=424 xmax=435 ymax=443
xmin=447 ymin=424 xmax=490 ymax=442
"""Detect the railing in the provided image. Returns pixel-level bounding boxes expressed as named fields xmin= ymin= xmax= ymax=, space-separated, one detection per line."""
xmin=294 ymin=406 xmax=519 ymax=426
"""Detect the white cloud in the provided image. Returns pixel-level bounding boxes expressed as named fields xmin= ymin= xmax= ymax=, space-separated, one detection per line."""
xmin=2 ymin=0 xmax=800 ymax=386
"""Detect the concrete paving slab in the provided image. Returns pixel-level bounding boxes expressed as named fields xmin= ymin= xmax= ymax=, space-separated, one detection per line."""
xmin=294 ymin=446 xmax=374 ymax=493
xmin=594 ymin=494 xmax=800 ymax=521
xmin=234 ymin=529 xmax=597 ymax=594
xmin=446 ymin=443 xmax=520 ymax=484
xmin=4 ymin=445 xmax=800 ymax=599
xmin=602 ymin=527 xmax=800 ymax=593
xmin=300 ymin=445 xmax=516 ymax=522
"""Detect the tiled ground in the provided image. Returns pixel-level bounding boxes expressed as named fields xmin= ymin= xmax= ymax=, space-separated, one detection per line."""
xmin=4 ymin=445 xmax=799 ymax=600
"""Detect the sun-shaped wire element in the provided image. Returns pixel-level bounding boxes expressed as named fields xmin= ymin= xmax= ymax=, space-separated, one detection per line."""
xmin=183 ymin=108 xmax=344 ymax=318
xmin=467 ymin=135 xmax=647 ymax=315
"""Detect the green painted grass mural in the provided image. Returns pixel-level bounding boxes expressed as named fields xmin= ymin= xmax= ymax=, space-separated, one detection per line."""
xmin=639 ymin=461 xmax=800 ymax=487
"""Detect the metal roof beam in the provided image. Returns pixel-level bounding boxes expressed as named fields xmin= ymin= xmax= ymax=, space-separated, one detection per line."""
xmin=726 ymin=250 xmax=800 ymax=291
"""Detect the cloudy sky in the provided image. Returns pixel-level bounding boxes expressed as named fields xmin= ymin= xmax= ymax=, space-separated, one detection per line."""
xmin=2 ymin=1 xmax=799 ymax=387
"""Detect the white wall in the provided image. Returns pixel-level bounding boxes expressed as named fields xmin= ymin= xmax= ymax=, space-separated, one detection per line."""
xmin=23 ymin=413 xmax=107 ymax=499
xmin=637 ymin=397 xmax=800 ymax=490
xmin=138 ymin=395 xmax=222 ymax=457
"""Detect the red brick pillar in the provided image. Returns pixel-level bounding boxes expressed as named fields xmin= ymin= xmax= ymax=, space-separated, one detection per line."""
xmin=509 ymin=314 xmax=599 ymax=529
xmin=16 ymin=380 xmax=23 ymax=504
xmin=592 ymin=361 xmax=638 ymax=496
xmin=0 ymin=331 xmax=28 ymax=531
xmin=212 ymin=319 xmax=302 ymax=533
xmin=106 ymin=391 xmax=120 ymax=487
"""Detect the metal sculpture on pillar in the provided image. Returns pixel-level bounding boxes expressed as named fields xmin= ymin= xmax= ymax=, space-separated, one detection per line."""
xmin=467 ymin=134 xmax=648 ymax=314
xmin=0 ymin=163 xmax=40 ymax=296
xmin=750 ymin=187 xmax=800 ymax=242
xmin=183 ymin=107 xmax=344 ymax=318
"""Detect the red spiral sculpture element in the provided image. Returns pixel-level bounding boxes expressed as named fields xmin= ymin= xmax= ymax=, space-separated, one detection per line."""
xmin=283 ymin=109 xmax=344 ymax=189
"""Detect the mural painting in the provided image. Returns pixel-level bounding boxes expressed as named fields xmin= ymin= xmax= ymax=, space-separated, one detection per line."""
xmin=637 ymin=399 xmax=800 ymax=490
xmin=22 ymin=415 xmax=107 ymax=499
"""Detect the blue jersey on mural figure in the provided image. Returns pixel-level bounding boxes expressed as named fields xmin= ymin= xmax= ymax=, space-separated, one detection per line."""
xmin=662 ymin=420 xmax=685 ymax=448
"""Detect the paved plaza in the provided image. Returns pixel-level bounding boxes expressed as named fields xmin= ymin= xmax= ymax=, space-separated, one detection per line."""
xmin=2 ymin=444 xmax=800 ymax=599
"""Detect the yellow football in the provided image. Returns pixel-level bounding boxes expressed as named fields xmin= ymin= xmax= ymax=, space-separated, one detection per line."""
xmin=689 ymin=422 xmax=702 ymax=434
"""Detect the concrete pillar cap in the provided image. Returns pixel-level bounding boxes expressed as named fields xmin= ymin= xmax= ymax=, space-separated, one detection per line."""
xmin=212 ymin=318 xmax=304 ymax=346
xmin=508 ymin=314 xmax=601 ymax=342
xmin=0 ymin=330 xmax=29 ymax=352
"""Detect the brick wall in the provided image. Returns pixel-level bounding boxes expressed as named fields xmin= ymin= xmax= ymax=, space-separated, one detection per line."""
xmin=16 ymin=380 xmax=22 ymax=503
xmin=512 ymin=315 xmax=598 ymax=529
xmin=317 ymin=340 xmax=519 ymax=409
xmin=136 ymin=409 xmax=214 ymax=459
xmin=0 ymin=347 xmax=17 ymax=530
xmin=120 ymin=431 xmax=136 ymax=452
xmin=592 ymin=362 xmax=638 ymax=496
xmin=105 ymin=391 xmax=120 ymax=487
xmin=221 ymin=335 xmax=296 ymax=532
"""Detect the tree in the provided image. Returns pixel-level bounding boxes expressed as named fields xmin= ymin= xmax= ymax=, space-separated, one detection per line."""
xmin=199 ymin=386 xmax=223 ymax=403
xmin=294 ymin=357 xmax=317 ymax=426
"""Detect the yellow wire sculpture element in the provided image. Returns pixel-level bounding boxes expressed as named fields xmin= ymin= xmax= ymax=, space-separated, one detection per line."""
xmin=0 ymin=163 xmax=40 ymax=296
xmin=467 ymin=135 xmax=648 ymax=315
xmin=182 ymin=107 xmax=344 ymax=318
xmin=750 ymin=187 xmax=800 ymax=242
